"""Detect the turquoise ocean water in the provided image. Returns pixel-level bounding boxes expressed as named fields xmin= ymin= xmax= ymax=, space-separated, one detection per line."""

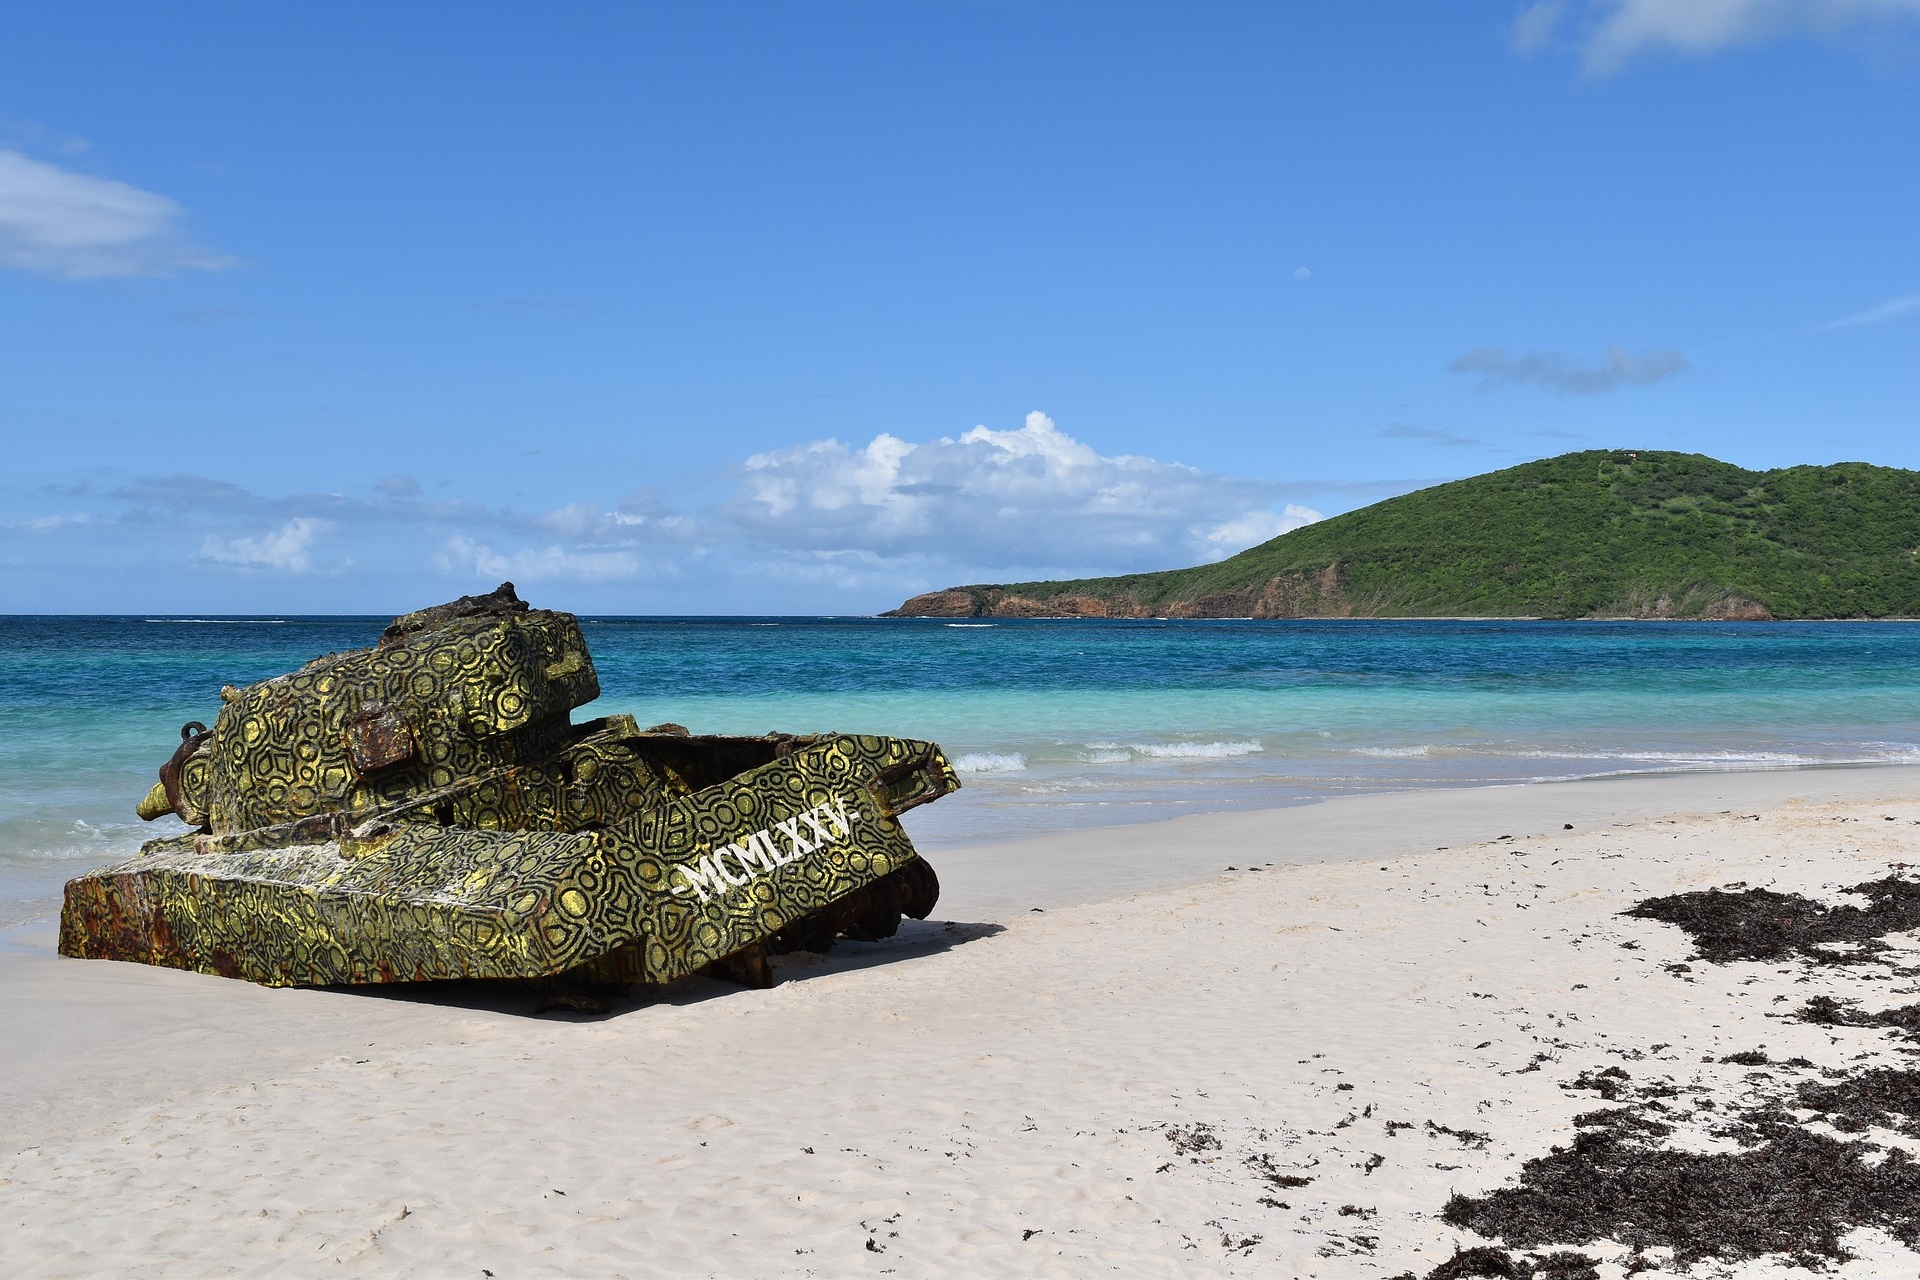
xmin=5 ymin=616 xmax=1920 ymax=926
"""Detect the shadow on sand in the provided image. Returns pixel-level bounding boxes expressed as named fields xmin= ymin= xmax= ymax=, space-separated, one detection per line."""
xmin=319 ymin=917 xmax=1007 ymax=1021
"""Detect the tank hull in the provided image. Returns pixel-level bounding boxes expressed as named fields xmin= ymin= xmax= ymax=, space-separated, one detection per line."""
xmin=60 ymin=733 xmax=955 ymax=988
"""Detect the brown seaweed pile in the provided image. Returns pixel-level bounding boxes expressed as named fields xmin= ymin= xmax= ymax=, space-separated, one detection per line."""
xmin=1798 ymin=994 xmax=1920 ymax=1041
xmin=1623 ymin=876 xmax=1920 ymax=964
xmin=1796 ymin=1068 xmax=1920 ymax=1137
xmin=1412 ymin=1244 xmax=1600 ymax=1278
xmin=1395 ymin=876 xmax=1920 ymax=1276
xmin=1437 ymin=1105 xmax=1920 ymax=1269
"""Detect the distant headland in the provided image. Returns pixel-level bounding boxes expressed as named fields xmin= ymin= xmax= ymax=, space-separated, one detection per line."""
xmin=881 ymin=450 xmax=1920 ymax=621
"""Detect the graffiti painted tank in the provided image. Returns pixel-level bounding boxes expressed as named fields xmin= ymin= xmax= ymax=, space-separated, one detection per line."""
xmin=60 ymin=584 xmax=956 ymax=990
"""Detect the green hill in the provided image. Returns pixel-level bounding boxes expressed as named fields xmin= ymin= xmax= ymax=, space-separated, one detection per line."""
xmin=882 ymin=450 xmax=1920 ymax=620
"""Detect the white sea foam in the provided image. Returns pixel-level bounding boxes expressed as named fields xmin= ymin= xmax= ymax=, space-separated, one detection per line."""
xmin=953 ymin=751 xmax=1028 ymax=774
xmin=944 ymin=623 xmax=995 ymax=628
xmin=1128 ymin=740 xmax=1264 ymax=759
xmin=1351 ymin=745 xmax=1433 ymax=758
xmin=1080 ymin=748 xmax=1134 ymax=764
xmin=1512 ymin=747 xmax=1920 ymax=765
xmin=0 ymin=818 xmax=149 ymax=863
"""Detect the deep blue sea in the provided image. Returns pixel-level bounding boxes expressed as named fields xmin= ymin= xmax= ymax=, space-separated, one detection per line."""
xmin=6 ymin=615 xmax=1920 ymax=925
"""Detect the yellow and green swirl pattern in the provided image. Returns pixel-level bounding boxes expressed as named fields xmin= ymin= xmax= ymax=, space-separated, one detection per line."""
xmin=59 ymin=587 xmax=957 ymax=988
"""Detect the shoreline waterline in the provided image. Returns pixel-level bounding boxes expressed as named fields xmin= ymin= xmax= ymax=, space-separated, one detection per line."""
xmin=919 ymin=757 xmax=1920 ymax=919
xmin=8 ymin=614 xmax=1920 ymax=924
xmin=9 ymin=759 xmax=1918 ymax=935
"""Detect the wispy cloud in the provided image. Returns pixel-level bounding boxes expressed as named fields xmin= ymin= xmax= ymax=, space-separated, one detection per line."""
xmin=198 ymin=519 xmax=337 ymax=574
xmin=1449 ymin=345 xmax=1687 ymax=394
xmin=7 ymin=414 xmax=1337 ymax=602
xmin=111 ymin=473 xmax=255 ymax=505
xmin=0 ymin=149 xmax=232 ymax=279
xmin=1824 ymin=293 xmax=1920 ymax=329
xmin=22 ymin=513 xmax=97 ymax=531
xmin=0 ymin=120 xmax=91 ymax=155
xmin=375 ymin=474 xmax=423 ymax=497
xmin=436 ymin=537 xmax=644 ymax=585
xmin=1513 ymin=0 xmax=1920 ymax=74
xmin=1379 ymin=423 xmax=1489 ymax=448
xmin=1511 ymin=0 xmax=1568 ymax=53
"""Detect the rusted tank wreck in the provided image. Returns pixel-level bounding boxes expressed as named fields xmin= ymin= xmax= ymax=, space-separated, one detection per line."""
xmin=60 ymin=584 xmax=957 ymax=991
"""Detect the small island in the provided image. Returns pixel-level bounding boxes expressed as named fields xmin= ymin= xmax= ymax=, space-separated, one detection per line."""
xmin=884 ymin=449 xmax=1920 ymax=621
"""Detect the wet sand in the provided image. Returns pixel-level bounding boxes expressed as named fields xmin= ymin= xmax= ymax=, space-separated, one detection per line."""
xmin=5 ymin=764 xmax=1920 ymax=1277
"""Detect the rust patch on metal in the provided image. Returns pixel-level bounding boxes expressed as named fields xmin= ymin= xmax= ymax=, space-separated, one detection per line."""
xmin=345 ymin=701 xmax=416 ymax=774
xmin=157 ymin=721 xmax=211 ymax=826
xmin=867 ymin=757 xmax=957 ymax=817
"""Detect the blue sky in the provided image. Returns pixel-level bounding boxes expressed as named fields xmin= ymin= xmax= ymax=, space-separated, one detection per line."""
xmin=3 ymin=1 xmax=1918 ymax=614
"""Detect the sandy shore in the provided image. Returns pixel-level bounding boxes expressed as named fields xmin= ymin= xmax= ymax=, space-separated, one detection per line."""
xmin=6 ymin=764 xmax=1920 ymax=1277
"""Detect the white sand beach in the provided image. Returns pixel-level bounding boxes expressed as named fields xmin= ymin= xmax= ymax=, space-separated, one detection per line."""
xmin=7 ymin=765 xmax=1920 ymax=1278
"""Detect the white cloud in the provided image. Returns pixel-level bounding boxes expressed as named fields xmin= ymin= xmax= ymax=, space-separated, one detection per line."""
xmin=0 ymin=149 xmax=232 ymax=279
xmin=727 ymin=411 xmax=1314 ymax=573
xmin=1449 ymin=345 xmax=1687 ymax=394
xmin=535 ymin=502 xmax=623 ymax=541
xmin=1825 ymin=293 xmax=1920 ymax=329
xmin=1515 ymin=0 xmax=1920 ymax=73
xmin=12 ymin=415 xmax=1351 ymax=605
xmin=437 ymin=536 xmax=644 ymax=584
xmin=23 ymin=513 xmax=96 ymax=530
xmin=1201 ymin=506 xmax=1322 ymax=556
xmin=198 ymin=519 xmax=332 ymax=573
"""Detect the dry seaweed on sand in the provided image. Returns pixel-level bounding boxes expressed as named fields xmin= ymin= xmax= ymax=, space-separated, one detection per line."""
xmin=1565 ymin=1066 xmax=1632 ymax=1101
xmin=1623 ymin=876 xmax=1920 ymax=965
xmin=1162 ymin=1123 xmax=1222 ymax=1157
xmin=1439 ymin=1104 xmax=1920 ymax=1268
xmin=1390 ymin=1245 xmax=1600 ymax=1279
xmin=1426 ymin=1120 xmax=1493 ymax=1149
xmin=1796 ymin=1067 xmax=1920 ymax=1137
xmin=1420 ymin=879 xmax=1920 ymax=1272
xmin=1798 ymin=994 xmax=1920 ymax=1040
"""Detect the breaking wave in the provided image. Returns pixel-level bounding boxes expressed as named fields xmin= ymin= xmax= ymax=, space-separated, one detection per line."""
xmin=0 ymin=818 xmax=149 ymax=868
xmin=1123 ymin=740 xmax=1265 ymax=760
xmin=1079 ymin=747 xmax=1134 ymax=763
xmin=952 ymin=751 xmax=1028 ymax=774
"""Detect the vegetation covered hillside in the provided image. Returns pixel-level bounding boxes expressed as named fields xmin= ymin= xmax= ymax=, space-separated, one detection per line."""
xmin=883 ymin=451 xmax=1920 ymax=620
